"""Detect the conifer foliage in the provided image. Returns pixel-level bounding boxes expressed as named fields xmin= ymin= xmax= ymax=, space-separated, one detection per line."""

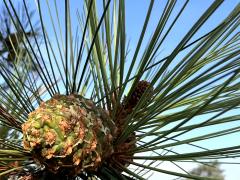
xmin=0 ymin=0 xmax=239 ymax=179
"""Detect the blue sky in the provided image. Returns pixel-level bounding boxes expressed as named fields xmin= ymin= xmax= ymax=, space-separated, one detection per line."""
xmin=123 ymin=1 xmax=239 ymax=179
xmin=1 ymin=0 xmax=239 ymax=179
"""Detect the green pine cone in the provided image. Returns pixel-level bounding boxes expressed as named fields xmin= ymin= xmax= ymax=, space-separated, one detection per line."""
xmin=22 ymin=94 xmax=115 ymax=175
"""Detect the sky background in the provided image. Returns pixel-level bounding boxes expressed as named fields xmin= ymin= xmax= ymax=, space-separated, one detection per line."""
xmin=124 ymin=1 xmax=240 ymax=179
xmin=124 ymin=1 xmax=239 ymax=179
xmin=0 ymin=0 xmax=239 ymax=179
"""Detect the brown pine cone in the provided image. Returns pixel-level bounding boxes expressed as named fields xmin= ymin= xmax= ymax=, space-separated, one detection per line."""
xmin=124 ymin=80 xmax=153 ymax=110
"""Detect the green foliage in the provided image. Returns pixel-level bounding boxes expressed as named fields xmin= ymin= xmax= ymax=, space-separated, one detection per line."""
xmin=0 ymin=0 xmax=239 ymax=179
xmin=0 ymin=1 xmax=40 ymax=69
xmin=0 ymin=1 xmax=41 ymax=144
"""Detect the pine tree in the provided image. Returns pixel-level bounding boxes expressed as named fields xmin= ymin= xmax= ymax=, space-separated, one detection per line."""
xmin=0 ymin=1 xmax=40 ymax=149
xmin=0 ymin=1 xmax=40 ymax=69
xmin=0 ymin=0 xmax=240 ymax=179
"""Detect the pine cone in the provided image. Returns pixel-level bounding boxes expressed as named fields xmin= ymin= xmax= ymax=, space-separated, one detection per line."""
xmin=124 ymin=80 xmax=153 ymax=109
xmin=110 ymin=81 xmax=153 ymax=169
xmin=22 ymin=94 xmax=115 ymax=175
